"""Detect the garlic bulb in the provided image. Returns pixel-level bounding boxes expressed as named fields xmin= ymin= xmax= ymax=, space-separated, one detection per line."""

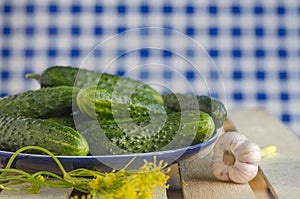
xmin=211 ymin=131 xmax=262 ymax=184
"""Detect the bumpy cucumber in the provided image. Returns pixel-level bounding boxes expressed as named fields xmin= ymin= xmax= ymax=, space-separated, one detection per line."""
xmin=0 ymin=114 xmax=89 ymax=156
xmin=26 ymin=66 xmax=163 ymax=104
xmin=45 ymin=114 xmax=76 ymax=128
xmin=162 ymin=93 xmax=227 ymax=128
xmin=78 ymin=120 xmax=126 ymax=155
xmin=76 ymin=87 xmax=166 ymax=121
xmin=0 ymin=86 xmax=79 ymax=118
xmin=80 ymin=111 xmax=215 ymax=154
xmin=26 ymin=66 xmax=83 ymax=87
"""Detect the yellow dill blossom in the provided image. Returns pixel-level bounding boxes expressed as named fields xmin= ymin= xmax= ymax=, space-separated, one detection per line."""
xmin=110 ymin=181 xmax=137 ymax=199
xmin=84 ymin=157 xmax=170 ymax=199
xmin=102 ymin=172 xmax=115 ymax=187
xmin=89 ymin=175 xmax=102 ymax=193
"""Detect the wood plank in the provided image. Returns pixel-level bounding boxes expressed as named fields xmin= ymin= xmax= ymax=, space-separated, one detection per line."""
xmin=229 ymin=109 xmax=300 ymax=199
xmin=0 ymin=187 xmax=73 ymax=199
xmin=179 ymin=152 xmax=256 ymax=199
xmin=68 ymin=186 xmax=167 ymax=199
xmin=0 ymin=184 xmax=166 ymax=199
xmin=0 ymin=186 xmax=166 ymax=199
xmin=249 ymin=172 xmax=272 ymax=199
xmin=153 ymin=186 xmax=167 ymax=199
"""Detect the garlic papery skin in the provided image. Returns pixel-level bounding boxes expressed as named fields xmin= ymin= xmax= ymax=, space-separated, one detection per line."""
xmin=211 ymin=131 xmax=262 ymax=184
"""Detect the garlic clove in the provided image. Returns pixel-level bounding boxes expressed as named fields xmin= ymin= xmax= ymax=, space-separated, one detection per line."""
xmin=213 ymin=140 xmax=226 ymax=158
xmin=234 ymin=140 xmax=262 ymax=164
xmin=213 ymin=131 xmax=247 ymax=158
xmin=228 ymin=161 xmax=259 ymax=184
xmin=211 ymin=157 xmax=230 ymax=181
xmin=221 ymin=131 xmax=248 ymax=151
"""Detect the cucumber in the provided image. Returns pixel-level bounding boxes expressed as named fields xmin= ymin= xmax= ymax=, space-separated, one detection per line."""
xmin=26 ymin=66 xmax=163 ymax=104
xmin=45 ymin=111 xmax=95 ymax=129
xmin=162 ymin=93 xmax=227 ymax=128
xmin=81 ymin=111 xmax=215 ymax=154
xmin=78 ymin=120 xmax=126 ymax=155
xmin=76 ymin=87 xmax=166 ymax=121
xmin=0 ymin=113 xmax=89 ymax=156
xmin=26 ymin=66 xmax=83 ymax=88
xmin=0 ymin=86 xmax=79 ymax=119
xmin=45 ymin=114 xmax=76 ymax=128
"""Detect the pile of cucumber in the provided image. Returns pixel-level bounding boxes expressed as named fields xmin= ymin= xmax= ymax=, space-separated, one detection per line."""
xmin=0 ymin=66 xmax=227 ymax=156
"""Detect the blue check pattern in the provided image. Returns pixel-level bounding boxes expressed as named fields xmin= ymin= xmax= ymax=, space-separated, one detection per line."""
xmin=0 ymin=1 xmax=300 ymax=137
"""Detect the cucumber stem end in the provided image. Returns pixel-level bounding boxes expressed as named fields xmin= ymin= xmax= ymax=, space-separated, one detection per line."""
xmin=25 ymin=73 xmax=40 ymax=80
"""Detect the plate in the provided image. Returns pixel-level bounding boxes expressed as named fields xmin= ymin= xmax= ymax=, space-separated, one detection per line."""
xmin=0 ymin=129 xmax=220 ymax=173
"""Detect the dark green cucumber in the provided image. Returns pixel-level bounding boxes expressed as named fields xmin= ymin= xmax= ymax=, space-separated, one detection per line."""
xmin=81 ymin=111 xmax=215 ymax=154
xmin=0 ymin=114 xmax=89 ymax=156
xmin=26 ymin=66 xmax=83 ymax=87
xmin=0 ymin=86 xmax=79 ymax=118
xmin=45 ymin=114 xmax=76 ymax=128
xmin=78 ymin=120 xmax=127 ymax=155
xmin=26 ymin=66 xmax=163 ymax=104
xmin=162 ymin=93 xmax=227 ymax=128
xmin=76 ymin=87 xmax=166 ymax=121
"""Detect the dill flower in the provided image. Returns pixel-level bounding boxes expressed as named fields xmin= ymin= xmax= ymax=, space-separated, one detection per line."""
xmin=86 ymin=158 xmax=170 ymax=199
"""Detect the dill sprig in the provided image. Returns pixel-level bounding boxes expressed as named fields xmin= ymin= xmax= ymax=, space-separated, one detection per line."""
xmin=0 ymin=146 xmax=170 ymax=199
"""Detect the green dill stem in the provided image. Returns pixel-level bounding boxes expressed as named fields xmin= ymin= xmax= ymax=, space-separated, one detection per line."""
xmin=0 ymin=184 xmax=20 ymax=191
xmin=0 ymin=146 xmax=90 ymax=192
xmin=122 ymin=156 xmax=137 ymax=171
xmin=32 ymin=171 xmax=64 ymax=181
xmin=68 ymin=168 xmax=101 ymax=177
xmin=73 ymin=187 xmax=90 ymax=194
xmin=0 ymin=168 xmax=34 ymax=179
xmin=42 ymin=181 xmax=74 ymax=189
xmin=2 ymin=146 xmax=67 ymax=176
xmin=0 ymin=180 xmax=30 ymax=189
xmin=0 ymin=176 xmax=29 ymax=183
xmin=31 ymin=171 xmax=74 ymax=189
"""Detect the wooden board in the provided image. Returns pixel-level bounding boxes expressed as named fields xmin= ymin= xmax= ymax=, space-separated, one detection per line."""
xmin=228 ymin=109 xmax=300 ymax=199
xmin=154 ymin=187 xmax=167 ymax=199
xmin=0 ymin=184 xmax=166 ymax=199
xmin=178 ymin=126 xmax=256 ymax=199
xmin=0 ymin=182 xmax=166 ymax=199
xmin=179 ymin=152 xmax=256 ymax=199
xmin=0 ymin=187 xmax=73 ymax=199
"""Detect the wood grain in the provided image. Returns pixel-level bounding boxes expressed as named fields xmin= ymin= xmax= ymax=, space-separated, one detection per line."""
xmin=0 ymin=187 xmax=73 ymax=199
xmin=229 ymin=109 xmax=300 ymax=199
xmin=179 ymin=152 xmax=256 ymax=199
xmin=154 ymin=186 xmax=167 ymax=199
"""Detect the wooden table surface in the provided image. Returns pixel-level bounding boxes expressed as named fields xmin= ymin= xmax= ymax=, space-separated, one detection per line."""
xmin=1 ymin=109 xmax=300 ymax=199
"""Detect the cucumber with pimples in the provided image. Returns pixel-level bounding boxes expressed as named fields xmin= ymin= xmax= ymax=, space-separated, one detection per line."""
xmin=25 ymin=66 xmax=163 ymax=105
xmin=0 ymin=113 xmax=89 ymax=156
xmin=76 ymin=86 xmax=166 ymax=121
xmin=162 ymin=93 xmax=227 ymax=128
xmin=0 ymin=86 xmax=79 ymax=118
xmin=80 ymin=111 xmax=215 ymax=154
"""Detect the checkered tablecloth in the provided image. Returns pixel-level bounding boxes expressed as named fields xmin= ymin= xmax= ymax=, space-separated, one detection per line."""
xmin=0 ymin=0 xmax=299 ymax=137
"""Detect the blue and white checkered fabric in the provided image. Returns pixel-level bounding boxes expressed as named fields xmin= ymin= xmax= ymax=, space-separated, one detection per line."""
xmin=0 ymin=0 xmax=300 ymax=137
